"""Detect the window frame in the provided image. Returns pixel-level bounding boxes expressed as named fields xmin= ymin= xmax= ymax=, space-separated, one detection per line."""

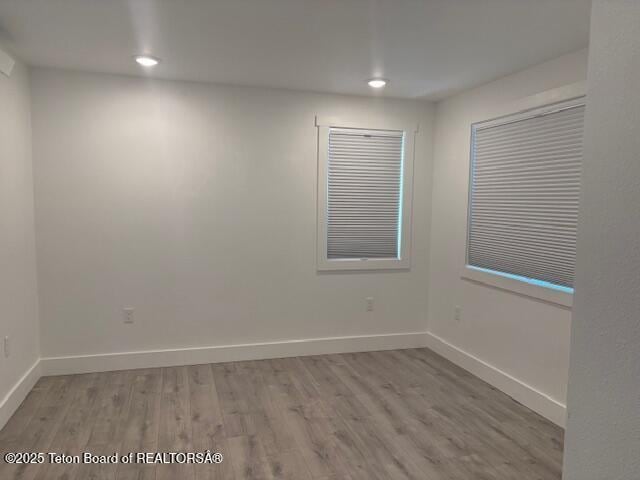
xmin=462 ymin=83 xmax=586 ymax=306
xmin=316 ymin=116 xmax=417 ymax=271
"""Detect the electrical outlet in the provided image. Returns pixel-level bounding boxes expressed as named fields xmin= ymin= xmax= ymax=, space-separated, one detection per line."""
xmin=123 ymin=308 xmax=135 ymax=324
xmin=454 ymin=305 xmax=462 ymax=322
xmin=4 ymin=336 xmax=9 ymax=358
xmin=366 ymin=297 xmax=374 ymax=312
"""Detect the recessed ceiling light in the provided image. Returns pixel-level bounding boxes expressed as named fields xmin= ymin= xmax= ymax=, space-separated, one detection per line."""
xmin=368 ymin=78 xmax=387 ymax=88
xmin=134 ymin=55 xmax=160 ymax=67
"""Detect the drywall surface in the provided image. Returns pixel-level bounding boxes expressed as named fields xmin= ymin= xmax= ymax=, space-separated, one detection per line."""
xmin=563 ymin=2 xmax=640 ymax=478
xmin=427 ymin=49 xmax=589 ymax=423
xmin=0 ymin=59 xmax=40 ymax=409
xmin=30 ymin=68 xmax=434 ymax=359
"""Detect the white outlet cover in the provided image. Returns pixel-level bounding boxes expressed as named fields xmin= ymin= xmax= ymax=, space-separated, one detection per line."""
xmin=366 ymin=297 xmax=374 ymax=311
xmin=123 ymin=308 xmax=135 ymax=324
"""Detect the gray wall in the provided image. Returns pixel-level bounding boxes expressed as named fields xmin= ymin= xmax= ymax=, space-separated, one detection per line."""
xmin=0 ymin=58 xmax=40 ymax=424
xmin=563 ymin=1 xmax=640 ymax=478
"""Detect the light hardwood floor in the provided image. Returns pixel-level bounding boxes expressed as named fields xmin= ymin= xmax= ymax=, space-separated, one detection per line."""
xmin=0 ymin=348 xmax=563 ymax=479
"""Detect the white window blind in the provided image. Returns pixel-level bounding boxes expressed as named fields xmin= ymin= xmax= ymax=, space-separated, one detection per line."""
xmin=468 ymin=98 xmax=585 ymax=289
xmin=327 ymin=128 xmax=404 ymax=259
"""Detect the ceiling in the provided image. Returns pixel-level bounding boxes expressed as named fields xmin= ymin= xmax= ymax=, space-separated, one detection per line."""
xmin=0 ymin=0 xmax=591 ymax=100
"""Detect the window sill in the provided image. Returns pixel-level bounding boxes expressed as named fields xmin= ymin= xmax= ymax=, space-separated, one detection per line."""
xmin=317 ymin=257 xmax=410 ymax=272
xmin=461 ymin=266 xmax=573 ymax=308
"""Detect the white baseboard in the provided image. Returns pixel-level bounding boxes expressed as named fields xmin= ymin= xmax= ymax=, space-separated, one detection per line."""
xmin=424 ymin=332 xmax=566 ymax=427
xmin=40 ymin=332 xmax=429 ymax=376
xmin=24 ymin=332 xmax=565 ymax=429
xmin=0 ymin=360 xmax=42 ymax=430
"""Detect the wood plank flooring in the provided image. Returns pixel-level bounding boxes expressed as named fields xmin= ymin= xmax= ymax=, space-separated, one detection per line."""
xmin=0 ymin=348 xmax=563 ymax=479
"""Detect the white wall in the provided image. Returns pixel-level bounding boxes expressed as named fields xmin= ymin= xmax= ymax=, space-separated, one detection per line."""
xmin=30 ymin=68 xmax=434 ymax=365
xmin=426 ymin=49 xmax=589 ymax=425
xmin=0 ymin=58 xmax=40 ymax=425
xmin=563 ymin=2 xmax=640 ymax=478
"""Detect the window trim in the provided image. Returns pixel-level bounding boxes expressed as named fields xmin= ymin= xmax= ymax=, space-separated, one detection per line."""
xmin=316 ymin=116 xmax=417 ymax=271
xmin=462 ymin=82 xmax=586 ymax=303
xmin=461 ymin=265 xmax=573 ymax=308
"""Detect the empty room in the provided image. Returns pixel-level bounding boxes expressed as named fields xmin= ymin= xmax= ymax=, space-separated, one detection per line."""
xmin=0 ymin=1 xmax=638 ymax=479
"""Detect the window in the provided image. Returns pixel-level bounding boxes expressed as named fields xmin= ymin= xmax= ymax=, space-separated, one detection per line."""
xmin=316 ymin=118 xmax=415 ymax=270
xmin=467 ymin=97 xmax=585 ymax=291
